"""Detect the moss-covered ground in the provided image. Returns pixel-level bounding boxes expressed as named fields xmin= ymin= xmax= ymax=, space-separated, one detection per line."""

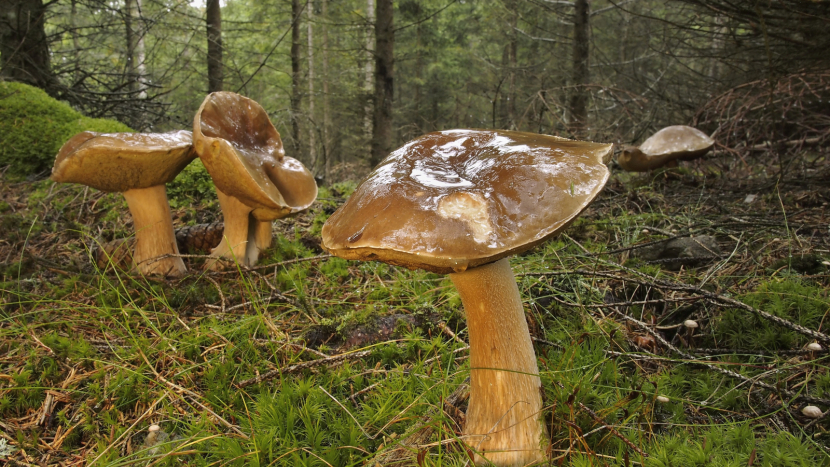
xmin=1 ymin=153 xmax=829 ymax=466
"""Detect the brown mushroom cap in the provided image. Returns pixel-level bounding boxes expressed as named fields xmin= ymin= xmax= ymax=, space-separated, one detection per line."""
xmin=639 ymin=125 xmax=714 ymax=161
xmin=193 ymin=92 xmax=317 ymax=221
xmin=322 ymin=129 xmax=613 ymax=274
xmin=51 ymin=131 xmax=196 ymax=192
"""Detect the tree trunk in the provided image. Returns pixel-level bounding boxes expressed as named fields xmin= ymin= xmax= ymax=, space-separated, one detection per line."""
xmin=369 ymin=0 xmax=393 ymax=167
xmin=290 ymin=0 xmax=302 ymax=155
xmin=364 ymin=0 xmax=375 ymax=147
xmin=321 ymin=0 xmax=331 ymax=183
xmin=569 ymin=0 xmax=590 ymax=137
xmin=506 ymin=2 xmax=517 ymax=130
xmin=124 ymin=0 xmax=136 ymax=93
xmin=307 ymin=0 xmax=317 ymax=172
xmin=0 ymin=0 xmax=54 ymax=91
xmin=206 ymin=0 xmax=223 ymax=93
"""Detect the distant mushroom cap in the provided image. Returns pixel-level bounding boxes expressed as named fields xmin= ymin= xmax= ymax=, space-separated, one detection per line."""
xmin=639 ymin=125 xmax=714 ymax=161
xmin=51 ymin=131 xmax=196 ymax=191
xmin=684 ymin=319 xmax=699 ymax=329
xmin=193 ymin=92 xmax=317 ymax=220
xmin=322 ymin=129 xmax=613 ymax=274
xmin=807 ymin=342 xmax=823 ymax=351
xmin=617 ymin=126 xmax=714 ymax=172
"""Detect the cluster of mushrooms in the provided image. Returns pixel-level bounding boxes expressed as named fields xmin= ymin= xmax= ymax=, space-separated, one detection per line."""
xmin=53 ymin=104 xmax=715 ymax=464
xmin=51 ymin=92 xmax=318 ymax=276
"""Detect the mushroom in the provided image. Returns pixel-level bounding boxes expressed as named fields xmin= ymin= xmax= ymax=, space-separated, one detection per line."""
xmin=617 ymin=125 xmax=714 ymax=172
xmin=51 ymin=131 xmax=196 ymax=276
xmin=321 ymin=129 xmax=613 ymax=465
xmin=192 ymin=92 xmax=317 ymax=269
xmin=802 ymin=405 xmax=824 ymax=419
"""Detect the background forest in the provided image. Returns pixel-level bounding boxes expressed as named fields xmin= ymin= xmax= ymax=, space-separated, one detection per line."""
xmin=2 ymin=1 xmax=830 ymax=466
xmin=3 ymin=0 xmax=828 ymax=179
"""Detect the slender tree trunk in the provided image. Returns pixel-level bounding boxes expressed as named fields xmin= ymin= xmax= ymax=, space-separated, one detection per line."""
xmin=708 ymin=15 xmax=725 ymax=82
xmin=363 ymin=0 xmax=375 ymax=146
xmin=124 ymin=0 xmax=137 ymax=93
xmin=569 ymin=0 xmax=589 ymax=137
xmin=134 ymin=0 xmax=148 ymax=99
xmin=506 ymin=1 xmax=517 ymax=129
xmin=0 ymin=0 xmax=55 ymax=91
xmin=307 ymin=0 xmax=317 ymax=171
xmin=291 ymin=0 xmax=302 ymax=155
xmin=206 ymin=0 xmax=223 ymax=93
xmin=321 ymin=0 xmax=331 ymax=183
xmin=369 ymin=0 xmax=393 ymax=167
xmin=70 ymin=0 xmax=80 ymax=86
xmin=414 ymin=21 xmax=421 ymax=132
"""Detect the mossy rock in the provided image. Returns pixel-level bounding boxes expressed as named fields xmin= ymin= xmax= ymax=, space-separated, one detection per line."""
xmin=0 ymin=81 xmax=133 ymax=177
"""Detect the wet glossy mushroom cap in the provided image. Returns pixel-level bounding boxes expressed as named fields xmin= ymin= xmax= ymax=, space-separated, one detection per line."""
xmin=322 ymin=129 xmax=613 ymax=274
xmin=51 ymin=131 xmax=196 ymax=191
xmin=193 ymin=92 xmax=317 ymax=221
xmin=639 ymin=125 xmax=714 ymax=161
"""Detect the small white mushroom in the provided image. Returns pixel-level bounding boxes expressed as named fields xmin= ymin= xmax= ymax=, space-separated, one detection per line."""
xmin=802 ymin=405 xmax=823 ymax=419
xmin=683 ymin=319 xmax=699 ymax=329
xmin=656 ymin=395 xmax=670 ymax=404
xmin=806 ymin=342 xmax=823 ymax=352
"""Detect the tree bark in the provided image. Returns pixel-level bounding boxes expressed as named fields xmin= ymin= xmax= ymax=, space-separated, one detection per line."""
xmin=0 ymin=0 xmax=54 ymax=91
xmin=124 ymin=0 xmax=136 ymax=93
xmin=307 ymin=0 xmax=317 ymax=172
xmin=364 ymin=0 xmax=375 ymax=146
xmin=290 ymin=0 xmax=302 ymax=154
xmin=206 ymin=0 xmax=223 ymax=93
xmin=569 ymin=0 xmax=590 ymax=137
xmin=506 ymin=1 xmax=517 ymax=130
xmin=369 ymin=0 xmax=393 ymax=168
xmin=321 ymin=0 xmax=331 ymax=183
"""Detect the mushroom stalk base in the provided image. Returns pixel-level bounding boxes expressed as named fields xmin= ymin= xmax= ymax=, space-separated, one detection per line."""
xmin=122 ymin=186 xmax=187 ymax=277
xmin=209 ymin=190 xmax=274 ymax=269
xmin=450 ymin=258 xmax=547 ymax=466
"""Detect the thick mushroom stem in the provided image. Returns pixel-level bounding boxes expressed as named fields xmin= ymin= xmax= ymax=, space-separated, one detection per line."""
xmin=122 ymin=186 xmax=187 ymax=276
xmin=245 ymin=219 xmax=274 ymax=266
xmin=449 ymin=258 xmax=547 ymax=466
xmin=209 ymin=190 xmax=256 ymax=269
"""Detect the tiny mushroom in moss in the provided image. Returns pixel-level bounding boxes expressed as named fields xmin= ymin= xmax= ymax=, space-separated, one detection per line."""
xmin=802 ymin=405 xmax=823 ymax=419
xmin=193 ymin=92 xmax=317 ymax=269
xmin=321 ymin=129 xmax=613 ymax=466
xmin=618 ymin=125 xmax=714 ymax=172
xmin=51 ymin=131 xmax=196 ymax=276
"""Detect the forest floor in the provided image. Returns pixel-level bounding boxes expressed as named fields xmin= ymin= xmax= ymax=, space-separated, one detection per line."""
xmin=1 ymin=150 xmax=829 ymax=466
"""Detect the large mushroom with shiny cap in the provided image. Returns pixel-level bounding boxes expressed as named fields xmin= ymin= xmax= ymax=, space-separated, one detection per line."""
xmin=51 ymin=131 xmax=196 ymax=276
xmin=321 ymin=129 xmax=613 ymax=465
xmin=193 ymin=92 xmax=317 ymax=269
xmin=618 ymin=125 xmax=714 ymax=172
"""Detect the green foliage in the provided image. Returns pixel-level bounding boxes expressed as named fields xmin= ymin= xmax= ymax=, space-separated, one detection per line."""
xmin=0 ymin=82 xmax=132 ymax=176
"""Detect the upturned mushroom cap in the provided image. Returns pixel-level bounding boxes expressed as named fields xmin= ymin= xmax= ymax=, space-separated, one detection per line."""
xmin=193 ymin=92 xmax=317 ymax=221
xmin=51 ymin=131 xmax=196 ymax=191
xmin=640 ymin=125 xmax=714 ymax=161
xmin=322 ymin=129 xmax=613 ymax=274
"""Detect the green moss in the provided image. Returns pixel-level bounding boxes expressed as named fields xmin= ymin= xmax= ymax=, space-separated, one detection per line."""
xmin=0 ymin=82 xmax=133 ymax=176
xmin=712 ymin=278 xmax=828 ymax=351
